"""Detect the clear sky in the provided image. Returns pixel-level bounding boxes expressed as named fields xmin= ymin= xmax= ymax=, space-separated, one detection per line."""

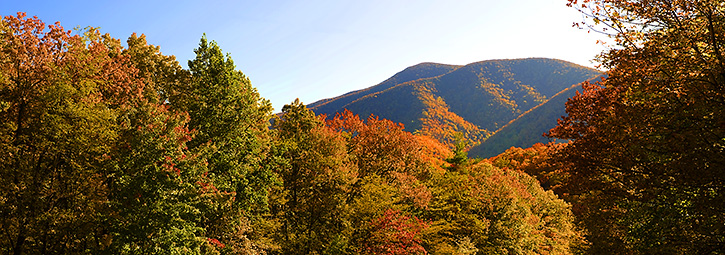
xmin=4 ymin=0 xmax=608 ymax=111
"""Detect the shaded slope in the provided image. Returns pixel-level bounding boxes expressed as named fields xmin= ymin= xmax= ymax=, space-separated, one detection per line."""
xmin=468 ymin=75 xmax=604 ymax=159
xmin=330 ymin=80 xmax=426 ymax=130
xmin=467 ymin=84 xmax=579 ymax=158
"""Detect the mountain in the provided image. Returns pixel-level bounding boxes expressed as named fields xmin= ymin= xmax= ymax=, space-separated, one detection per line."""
xmin=308 ymin=58 xmax=601 ymax=151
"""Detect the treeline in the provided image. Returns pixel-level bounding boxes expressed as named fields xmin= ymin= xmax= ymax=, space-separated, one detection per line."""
xmin=0 ymin=13 xmax=578 ymax=254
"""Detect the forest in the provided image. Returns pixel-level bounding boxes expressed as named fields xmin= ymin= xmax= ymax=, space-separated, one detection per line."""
xmin=1 ymin=0 xmax=723 ymax=254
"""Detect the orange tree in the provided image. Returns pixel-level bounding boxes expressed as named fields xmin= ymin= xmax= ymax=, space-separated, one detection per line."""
xmin=363 ymin=209 xmax=428 ymax=255
xmin=549 ymin=0 xmax=725 ymax=253
xmin=326 ymin=110 xmax=447 ymax=254
xmin=489 ymin=143 xmax=569 ymax=193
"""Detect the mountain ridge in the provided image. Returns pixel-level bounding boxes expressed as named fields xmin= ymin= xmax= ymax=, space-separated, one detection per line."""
xmin=307 ymin=58 xmax=601 ymax=155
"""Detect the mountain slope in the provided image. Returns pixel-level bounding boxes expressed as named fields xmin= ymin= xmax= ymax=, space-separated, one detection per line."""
xmin=466 ymin=83 xmax=581 ymax=158
xmin=308 ymin=62 xmax=459 ymax=117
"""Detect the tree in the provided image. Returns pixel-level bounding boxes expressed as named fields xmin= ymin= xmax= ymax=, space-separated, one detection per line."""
xmin=96 ymin=29 xmax=241 ymax=254
xmin=327 ymin=109 xmax=442 ymax=182
xmin=168 ymin=35 xmax=277 ymax=253
xmin=0 ymin=13 xmax=143 ymax=254
xmin=362 ymin=209 xmax=428 ymax=255
xmin=325 ymin=110 xmax=454 ymax=254
xmin=120 ymin=32 xmax=190 ymax=103
xmin=490 ymin=143 xmax=568 ymax=192
xmin=549 ymin=0 xmax=725 ymax=253
xmin=272 ymin=99 xmax=358 ymax=254
xmin=106 ymin=102 xmax=213 ymax=254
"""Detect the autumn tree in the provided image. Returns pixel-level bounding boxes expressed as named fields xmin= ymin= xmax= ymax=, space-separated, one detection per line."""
xmin=0 ymin=13 xmax=146 ymax=254
xmin=362 ymin=209 xmax=428 ymax=255
xmin=327 ymin=110 xmax=445 ymax=215
xmin=490 ymin=143 xmax=569 ymax=192
xmin=548 ymin=0 xmax=725 ymax=253
xmin=325 ymin=110 xmax=452 ymax=254
xmin=78 ymin=28 xmax=255 ymax=254
xmin=328 ymin=109 xmax=443 ymax=181
xmin=120 ymin=32 xmax=190 ymax=103
xmin=272 ymin=99 xmax=357 ymax=254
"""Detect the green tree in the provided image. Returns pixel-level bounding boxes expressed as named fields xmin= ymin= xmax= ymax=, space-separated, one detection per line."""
xmin=97 ymin=29 xmax=228 ymax=255
xmin=167 ymin=35 xmax=277 ymax=253
xmin=548 ymin=0 xmax=725 ymax=253
xmin=106 ymin=102 xmax=213 ymax=254
xmin=445 ymin=132 xmax=470 ymax=171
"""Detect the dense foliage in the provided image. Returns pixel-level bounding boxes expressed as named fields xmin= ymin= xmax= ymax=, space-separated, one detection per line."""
xmin=0 ymin=13 xmax=580 ymax=254
xmin=6 ymin=0 xmax=719 ymax=252
xmin=467 ymin=81 xmax=605 ymax=159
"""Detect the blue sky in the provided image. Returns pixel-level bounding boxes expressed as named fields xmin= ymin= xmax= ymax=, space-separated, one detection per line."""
xmin=4 ymin=0 xmax=607 ymax=111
